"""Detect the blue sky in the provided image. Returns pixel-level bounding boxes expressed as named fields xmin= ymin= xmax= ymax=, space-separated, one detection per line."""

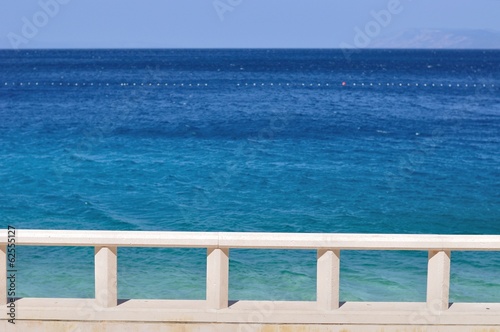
xmin=1 ymin=0 xmax=500 ymax=49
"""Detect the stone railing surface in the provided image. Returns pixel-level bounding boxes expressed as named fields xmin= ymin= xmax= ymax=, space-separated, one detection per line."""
xmin=1 ymin=229 xmax=500 ymax=331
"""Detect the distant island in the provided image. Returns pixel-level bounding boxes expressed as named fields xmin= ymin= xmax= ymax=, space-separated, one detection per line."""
xmin=369 ymin=29 xmax=500 ymax=49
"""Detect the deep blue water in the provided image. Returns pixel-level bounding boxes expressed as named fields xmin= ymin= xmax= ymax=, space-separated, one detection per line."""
xmin=0 ymin=49 xmax=499 ymax=302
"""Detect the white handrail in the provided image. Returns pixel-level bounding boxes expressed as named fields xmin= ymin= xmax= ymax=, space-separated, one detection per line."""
xmin=2 ymin=229 xmax=500 ymax=250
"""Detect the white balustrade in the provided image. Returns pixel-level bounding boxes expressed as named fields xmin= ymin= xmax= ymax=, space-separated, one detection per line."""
xmin=0 ymin=230 xmax=499 ymax=325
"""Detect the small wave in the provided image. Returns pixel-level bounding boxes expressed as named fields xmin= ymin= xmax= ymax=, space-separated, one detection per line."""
xmin=69 ymin=153 xmax=100 ymax=163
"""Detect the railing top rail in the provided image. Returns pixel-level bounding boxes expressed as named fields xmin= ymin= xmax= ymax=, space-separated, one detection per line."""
xmin=1 ymin=230 xmax=500 ymax=251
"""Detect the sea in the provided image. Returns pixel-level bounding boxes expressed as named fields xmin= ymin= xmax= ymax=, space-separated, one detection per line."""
xmin=0 ymin=49 xmax=499 ymax=302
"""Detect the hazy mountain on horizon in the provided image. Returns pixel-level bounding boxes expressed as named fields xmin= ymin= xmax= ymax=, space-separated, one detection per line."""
xmin=370 ymin=29 xmax=500 ymax=49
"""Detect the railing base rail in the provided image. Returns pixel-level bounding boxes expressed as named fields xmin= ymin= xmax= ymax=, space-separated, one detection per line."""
xmin=2 ymin=298 xmax=499 ymax=325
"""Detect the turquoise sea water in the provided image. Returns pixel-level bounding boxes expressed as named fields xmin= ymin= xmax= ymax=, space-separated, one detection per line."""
xmin=0 ymin=49 xmax=499 ymax=302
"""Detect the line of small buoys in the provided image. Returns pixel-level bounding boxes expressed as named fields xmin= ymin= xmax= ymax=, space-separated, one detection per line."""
xmin=343 ymin=82 xmax=495 ymax=88
xmin=120 ymin=83 xmax=210 ymax=87
xmin=236 ymin=82 xmax=332 ymax=87
xmin=1 ymin=82 xmax=496 ymax=88
xmin=1 ymin=82 xmax=211 ymax=87
xmin=237 ymin=82 xmax=495 ymax=88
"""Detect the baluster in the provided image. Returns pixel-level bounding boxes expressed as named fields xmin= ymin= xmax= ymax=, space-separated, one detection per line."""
xmin=317 ymin=249 xmax=340 ymax=310
xmin=426 ymin=250 xmax=451 ymax=311
xmin=95 ymin=246 xmax=118 ymax=308
xmin=206 ymin=248 xmax=229 ymax=309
